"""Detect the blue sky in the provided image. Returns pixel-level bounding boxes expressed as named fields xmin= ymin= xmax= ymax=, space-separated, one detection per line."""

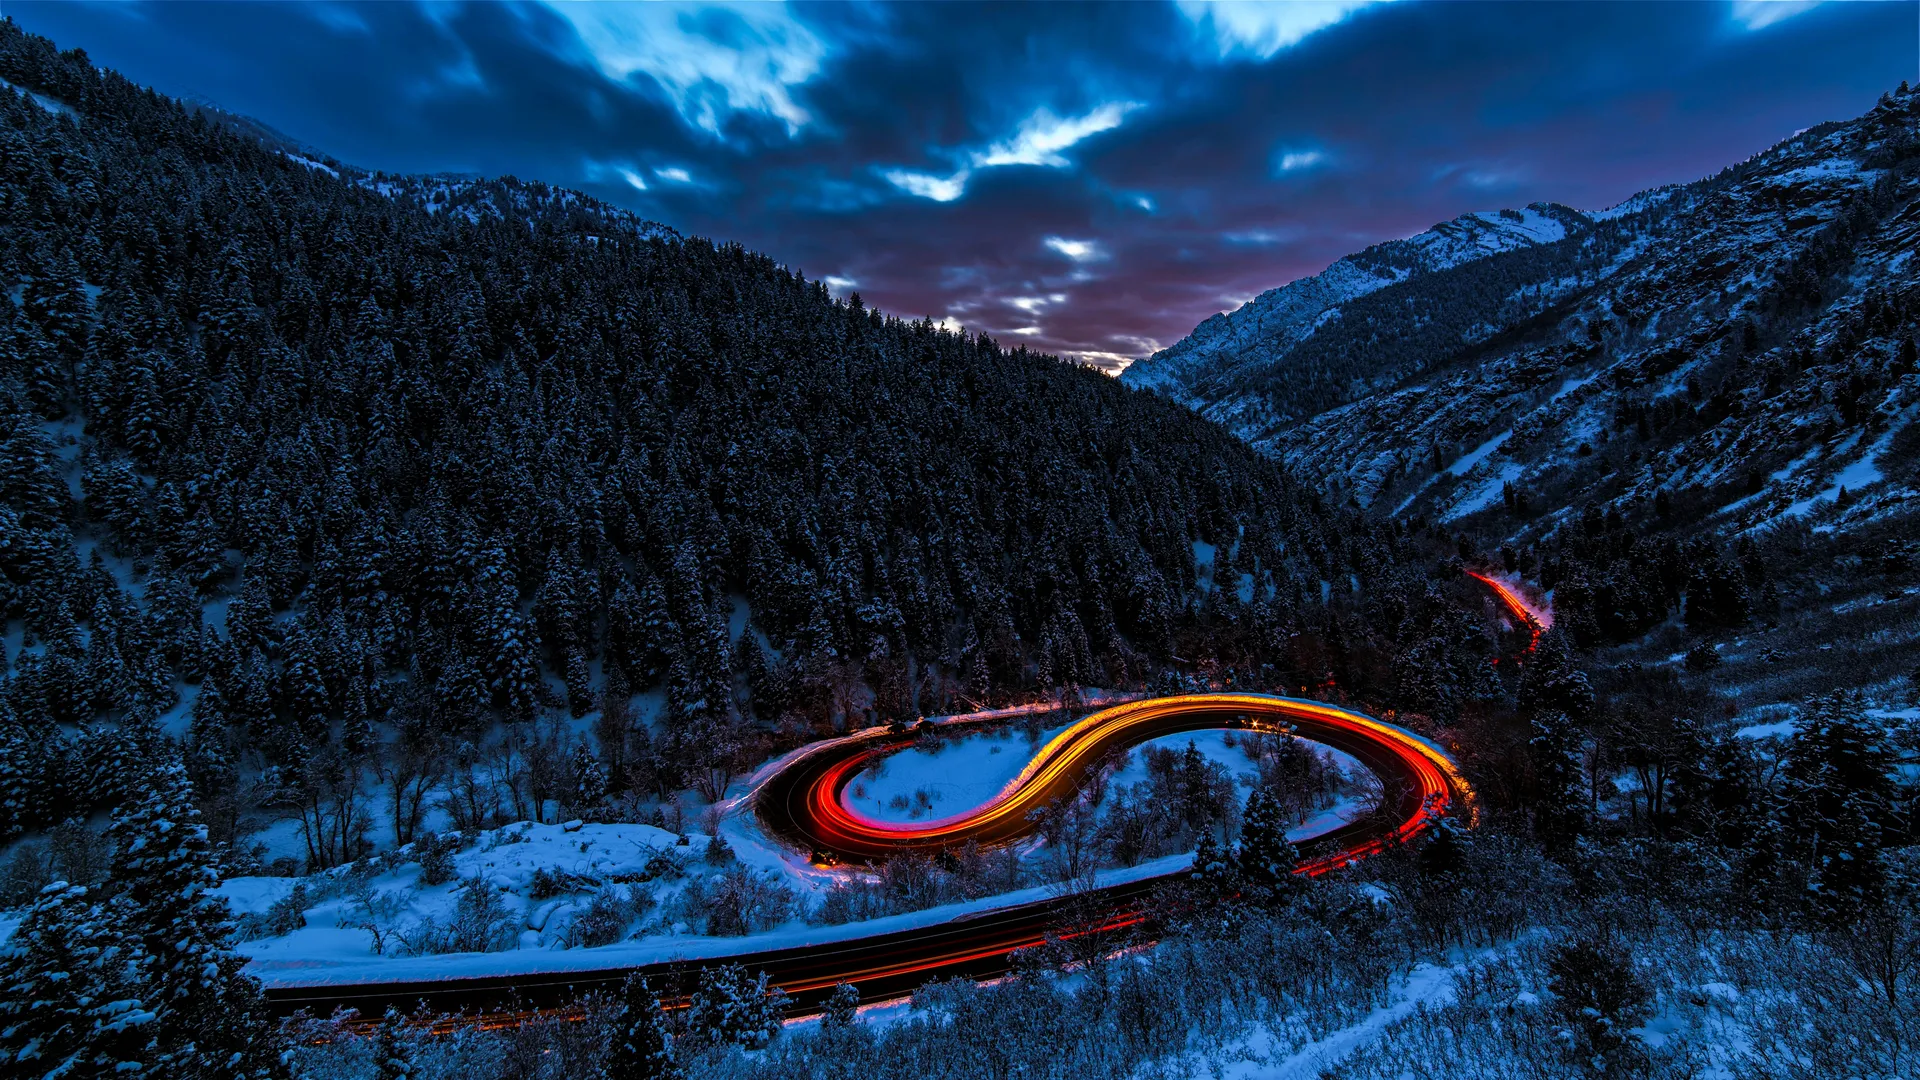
xmin=16 ymin=1 xmax=1914 ymax=370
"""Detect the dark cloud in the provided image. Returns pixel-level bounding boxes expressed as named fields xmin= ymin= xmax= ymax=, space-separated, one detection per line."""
xmin=16 ymin=1 xmax=1912 ymax=369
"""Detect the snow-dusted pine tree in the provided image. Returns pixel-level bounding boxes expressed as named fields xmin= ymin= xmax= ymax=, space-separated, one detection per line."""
xmin=1236 ymin=787 xmax=1301 ymax=898
xmin=606 ymin=974 xmax=682 ymax=1080
xmin=0 ymin=881 xmax=155 ymax=1077
xmin=683 ymin=964 xmax=788 ymax=1051
xmin=106 ymin=762 xmax=284 ymax=1078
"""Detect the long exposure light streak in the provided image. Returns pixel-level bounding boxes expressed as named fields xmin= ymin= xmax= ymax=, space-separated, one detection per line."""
xmin=1464 ymin=569 xmax=1548 ymax=651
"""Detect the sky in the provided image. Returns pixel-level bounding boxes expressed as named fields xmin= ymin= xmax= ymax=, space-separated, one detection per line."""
xmin=14 ymin=1 xmax=1916 ymax=372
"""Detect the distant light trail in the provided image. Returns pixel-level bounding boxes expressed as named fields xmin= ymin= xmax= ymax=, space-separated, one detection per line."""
xmin=1465 ymin=569 xmax=1548 ymax=651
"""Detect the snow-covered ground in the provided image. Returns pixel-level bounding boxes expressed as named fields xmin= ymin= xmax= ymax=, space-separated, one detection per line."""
xmin=840 ymin=721 xmax=1071 ymax=823
xmin=221 ymin=711 xmax=1372 ymax=989
xmin=240 ymin=843 xmax=1194 ymax=990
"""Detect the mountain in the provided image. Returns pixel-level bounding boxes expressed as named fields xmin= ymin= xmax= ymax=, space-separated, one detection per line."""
xmin=0 ymin=21 xmax=1471 ymax=853
xmin=1120 ymin=201 xmax=1594 ymax=422
xmin=1130 ymin=90 xmax=1919 ymax=534
xmin=1129 ymin=86 xmax=1920 ymax=696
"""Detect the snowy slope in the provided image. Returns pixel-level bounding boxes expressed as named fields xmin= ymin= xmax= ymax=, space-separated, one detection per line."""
xmin=1130 ymin=87 xmax=1920 ymax=548
xmin=1266 ymin=92 xmax=1920 ymax=533
xmin=1120 ymin=203 xmax=1590 ymax=413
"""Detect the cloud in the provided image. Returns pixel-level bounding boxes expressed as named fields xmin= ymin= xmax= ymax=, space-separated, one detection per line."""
xmin=1728 ymin=1 xmax=1826 ymax=31
xmin=584 ymin=159 xmax=650 ymax=191
xmin=1044 ymin=236 xmax=1106 ymax=262
xmin=883 ymin=168 xmax=968 ymax=202
xmin=1178 ymin=0 xmax=1386 ymax=59
xmin=11 ymin=0 xmax=1908 ymax=384
xmin=305 ymin=3 xmax=370 ymax=35
xmin=973 ymin=102 xmax=1142 ymax=168
xmin=1276 ymin=148 xmax=1326 ymax=172
xmin=1223 ymin=229 xmax=1294 ymax=245
xmin=887 ymin=102 xmax=1143 ymax=201
xmin=1068 ymin=350 xmax=1139 ymax=372
xmin=541 ymin=1 xmax=827 ymax=135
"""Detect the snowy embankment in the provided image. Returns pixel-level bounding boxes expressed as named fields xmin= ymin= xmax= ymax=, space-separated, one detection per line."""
xmin=243 ymin=848 xmax=1189 ymax=990
xmin=231 ymin=695 xmax=1372 ymax=990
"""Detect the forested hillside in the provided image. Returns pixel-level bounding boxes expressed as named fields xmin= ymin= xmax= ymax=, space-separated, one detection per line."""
xmin=1122 ymin=201 xmax=1602 ymax=425
xmin=4 ymin=21 xmax=1915 ymax=1080
xmin=1132 ymin=84 xmax=1920 ymax=709
xmin=0 ymin=21 xmax=1459 ymax=857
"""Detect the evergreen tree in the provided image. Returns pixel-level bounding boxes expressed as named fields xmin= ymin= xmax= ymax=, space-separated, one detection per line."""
xmin=564 ymin=645 xmax=593 ymax=719
xmin=371 ymin=1008 xmax=414 ymax=1080
xmin=0 ymin=882 xmax=156 ymax=1077
xmin=106 ymin=762 xmax=283 ymax=1078
xmin=571 ymin=739 xmax=607 ymax=812
xmin=682 ymin=964 xmax=788 ymax=1051
xmin=1784 ymin=694 xmax=1894 ymax=922
xmin=1189 ymin=826 xmax=1233 ymax=893
xmin=1529 ymin=710 xmax=1589 ymax=853
xmin=1517 ymin=628 xmax=1593 ymax=723
xmin=820 ymin=982 xmax=861 ymax=1034
xmin=606 ymin=974 xmax=681 ymax=1080
xmin=1235 ymin=787 xmax=1301 ymax=899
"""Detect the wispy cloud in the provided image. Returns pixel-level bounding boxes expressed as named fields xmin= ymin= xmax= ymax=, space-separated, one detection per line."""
xmin=1178 ymin=0 xmax=1387 ymax=59
xmin=883 ymin=168 xmax=967 ymax=202
xmin=1044 ymin=236 xmax=1106 ymax=262
xmin=584 ymin=158 xmax=650 ymax=191
xmin=542 ymin=1 xmax=827 ymax=136
xmin=1276 ymin=148 xmax=1327 ymax=173
xmin=974 ymin=102 xmax=1141 ymax=168
xmin=1729 ymin=1 xmax=1826 ymax=32
xmin=884 ymin=102 xmax=1142 ymax=202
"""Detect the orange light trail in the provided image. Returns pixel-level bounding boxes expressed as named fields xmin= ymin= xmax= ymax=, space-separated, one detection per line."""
xmin=1464 ymin=570 xmax=1548 ymax=652
xmin=272 ymin=694 xmax=1476 ymax=1034
xmin=789 ymin=693 xmax=1473 ymax=867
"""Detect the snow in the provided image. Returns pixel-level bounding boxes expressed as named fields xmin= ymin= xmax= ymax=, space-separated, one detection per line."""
xmin=1770 ymin=444 xmax=1822 ymax=482
xmin=0 ymin=75 xmax=72 ymax=115
xmin=1192 ymin=539 xmax=1217 ymax=570
xmin=282 ymin=153 xmax=340 ymax=178
xmin=840 ymin=722 xmax=1071 ymax=824
xmin=1228 ymin=958 xmax=1463 ymax=1078
xmin=1765 ymin=159 xmax=1866 ymax=186
xmin=1735 ymin=719 xmax=1796 ymax=740
xmin=1122 ymin=204 xmax=1583 ymax=399
xmin=240 ymin=850 xmax=1203 ymax=990
xmin=1549 ymin=373 xmax=1597 ymax=402
xmin=1390 ymin=476 xmax=1437 ymax=518
xmin=1443 ymin=463 xmax=1523 ymax=521
xmin=219 ymin=695 xmax=1380 ymax=991
xmin=1777 ymin=405 xmax=1913 ymax=520
xmin=1445 ymin=429 xmax=1512 ymax=477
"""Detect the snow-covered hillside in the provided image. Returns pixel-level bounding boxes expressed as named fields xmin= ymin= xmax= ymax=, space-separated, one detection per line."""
xmin=1120 ymin=203 xmax=1591 ymax=414
xmin=1130 ymin=87 xmax=1920 ymax=548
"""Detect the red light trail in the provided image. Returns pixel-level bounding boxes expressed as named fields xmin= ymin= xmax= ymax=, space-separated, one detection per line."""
xmin=1464 ymin=569 xmax=1548 ymax=652
xmin=265 ymin=695 xmax=1473 ymax=1030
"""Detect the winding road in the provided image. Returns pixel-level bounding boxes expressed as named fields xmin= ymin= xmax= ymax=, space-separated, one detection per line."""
xmin=263 ymin=693 xmax=1472 ymax=1025
xmin=1464 ymin=569 xmax=1548 ymax=651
